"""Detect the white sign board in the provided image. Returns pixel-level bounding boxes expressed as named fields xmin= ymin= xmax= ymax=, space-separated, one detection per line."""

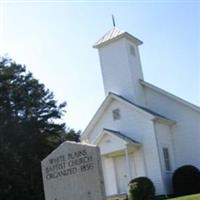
xmin=41 ymin=141 xmax=106 ymax=200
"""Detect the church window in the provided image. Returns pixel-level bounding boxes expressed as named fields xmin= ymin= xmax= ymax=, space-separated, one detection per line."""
xmin=162 ymin=147 xmax=171 ymax=171
xmin=129 ymin=45 xmax=136 ymax=56
xmin=112 ymin=108 xmax=121 ymax=120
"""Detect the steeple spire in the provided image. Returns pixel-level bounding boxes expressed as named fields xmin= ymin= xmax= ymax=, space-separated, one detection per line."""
xmin=112 ymin=14 xmax=116 ymax=27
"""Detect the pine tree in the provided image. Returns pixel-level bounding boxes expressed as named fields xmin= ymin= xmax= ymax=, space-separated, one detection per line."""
xmin=0 ymin=57 xmax=79 ymax=200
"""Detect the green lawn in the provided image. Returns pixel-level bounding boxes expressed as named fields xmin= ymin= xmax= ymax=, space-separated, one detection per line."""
xmin=168 ymin=194 xmax=200 ymax=200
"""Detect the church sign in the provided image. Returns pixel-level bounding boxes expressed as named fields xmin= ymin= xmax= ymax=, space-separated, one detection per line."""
xmin=41 ymin=141 xmax=106 ymax=200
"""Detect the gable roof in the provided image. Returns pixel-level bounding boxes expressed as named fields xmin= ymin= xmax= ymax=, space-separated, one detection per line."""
xmin=93 ymin=27 xmax=143 ymax=48
xmin=112 ymin=92 xmax=169 ymax=119
xmin=103 ymin=128 xmax=140 ymax=145
xmin=140 ymin=79 xmax=200 ymax=113
xmin=81 ymin=92 xmax=175 ymax=140
xmin=93 ymin=128 xmax=141 ymax=155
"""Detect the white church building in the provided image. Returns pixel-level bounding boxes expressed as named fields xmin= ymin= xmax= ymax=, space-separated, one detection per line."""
xmin=81 ymin=27 xmax=200 ymax=199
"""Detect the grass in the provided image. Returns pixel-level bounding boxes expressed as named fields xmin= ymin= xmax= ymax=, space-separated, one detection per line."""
xmin=167 ymin=194 xmax=200 ymax=200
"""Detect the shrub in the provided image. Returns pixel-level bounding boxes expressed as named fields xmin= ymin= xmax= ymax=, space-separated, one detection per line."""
xmin=172 ymin=165 xmax=200 ymax=196
xmin=128 ymin=177 xmax=155 ymax=200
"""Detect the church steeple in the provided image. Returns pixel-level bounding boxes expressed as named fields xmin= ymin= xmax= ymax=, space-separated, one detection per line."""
xmin=94 ymin=27 xmax=145 ymax=106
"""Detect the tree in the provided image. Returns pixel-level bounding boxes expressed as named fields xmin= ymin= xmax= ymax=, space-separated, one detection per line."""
xmin=62 ymin=128 xmax=81 ymax=142
xmin=0 ymin=56 xmax=79 ymax=200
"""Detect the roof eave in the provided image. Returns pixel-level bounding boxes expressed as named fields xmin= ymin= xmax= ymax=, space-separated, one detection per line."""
xmin=109 ymin=93 xmax=157 ymax=120
xmin=109 ymin=93 xmax=176 ymax=125
xmin=153 ymin=116 xmax=176 ymax=126
xmin=80 ymin=95 xmax=113 ymax=140
xmin=140 ymin=79 xmax=200 ymax=113
xmin=93 ymin=32 xmax=143 ymax=49
xmin=81 ymin=92 xmax=174 ymax=141
xmin=103 ymin=128 xmax=141 ymax=145
xmin=95 ymin=129 xmax=141 ymax=147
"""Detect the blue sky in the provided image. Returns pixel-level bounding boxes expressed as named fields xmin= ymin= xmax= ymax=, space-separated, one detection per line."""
xmin=0 ymin=1 xmax=199 ymax=131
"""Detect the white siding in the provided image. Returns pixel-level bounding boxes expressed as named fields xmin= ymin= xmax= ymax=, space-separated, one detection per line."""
xmin=154 ymin=122 xmax=175 ymax=194
xmin=145 ymin=87 xmax=200 ymax=169
xmin=86 ymin=99 xmax=165 ymax=195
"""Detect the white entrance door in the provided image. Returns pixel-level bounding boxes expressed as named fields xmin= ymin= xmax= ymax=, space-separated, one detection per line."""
xmin=114 ymin=155 xmax=127 ymax=194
